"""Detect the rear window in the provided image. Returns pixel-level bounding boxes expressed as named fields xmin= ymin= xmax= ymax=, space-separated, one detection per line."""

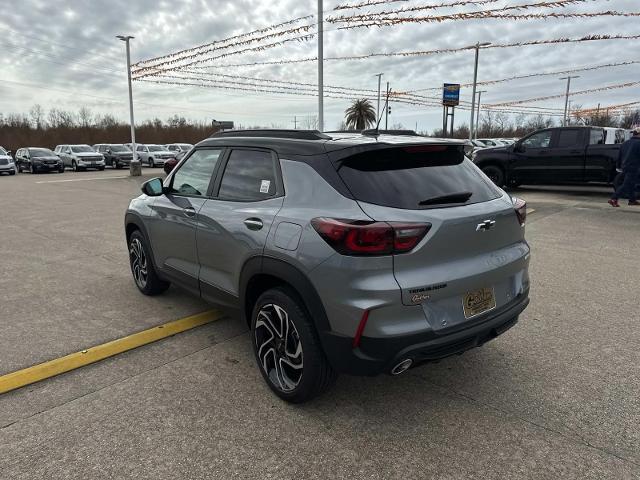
xmin=335 ymin=145 xmax=501 ymax=210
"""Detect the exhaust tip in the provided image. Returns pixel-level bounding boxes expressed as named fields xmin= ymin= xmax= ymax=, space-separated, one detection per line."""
xmin=390 ymin=358 xmax=413 ymax=375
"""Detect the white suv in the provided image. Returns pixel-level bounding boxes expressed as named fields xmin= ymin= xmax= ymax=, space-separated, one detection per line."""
xmin=55 ymin=145 xmax=105 ymax=171
xmin=136 ymin=144 xmax=175 ymax=167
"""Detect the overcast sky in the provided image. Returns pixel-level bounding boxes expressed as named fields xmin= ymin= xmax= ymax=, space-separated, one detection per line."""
xmin=0 ymin=0 xmax=638 ymax=132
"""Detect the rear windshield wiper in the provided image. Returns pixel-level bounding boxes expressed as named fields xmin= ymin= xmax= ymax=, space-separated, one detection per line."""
xmin=418 ymin=191 xmax=473 ymax=206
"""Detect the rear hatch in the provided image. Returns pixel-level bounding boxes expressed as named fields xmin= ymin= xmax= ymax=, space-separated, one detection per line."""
xmin=332 ymin=143 xmax=530 ymax=331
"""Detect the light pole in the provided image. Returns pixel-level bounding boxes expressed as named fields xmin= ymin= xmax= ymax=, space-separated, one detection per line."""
xmin=385 ymin=82 xmax=390 ymax=130
xmin=560 ymin=75 xmax=580 ymax=126
xmin=317 ymin=0 xmax=324 ymax=132
xmin=467 ymin=42 xmax=492 ymax=141
xmin=374 ymin=73 xmax=384 ymax=123
xmin=117 ymin=35 xmax=141 ymax=176
xmin=475 ymin=90 xmax=487 ymax=139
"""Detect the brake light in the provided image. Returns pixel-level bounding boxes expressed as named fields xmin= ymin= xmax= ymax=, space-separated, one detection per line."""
xmin=311 ymin=218 xmax=430 ymax=256
xmin=513 ymin=197 xmax=526 ymax=226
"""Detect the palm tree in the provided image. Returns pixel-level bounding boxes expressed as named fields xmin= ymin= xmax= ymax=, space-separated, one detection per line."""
xmin=344 ymin=99 xmax=376 ymax=130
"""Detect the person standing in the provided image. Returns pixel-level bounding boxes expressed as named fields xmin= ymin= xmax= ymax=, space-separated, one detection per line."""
xmin=609 ymin=127 xmax=640 ymax=207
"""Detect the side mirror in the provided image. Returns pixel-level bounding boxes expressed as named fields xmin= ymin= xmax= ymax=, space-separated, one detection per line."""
xmin=141 ymin=177 xmax=165 ymax=196
xmin=514 ymin=142 xmax=525 ymax=153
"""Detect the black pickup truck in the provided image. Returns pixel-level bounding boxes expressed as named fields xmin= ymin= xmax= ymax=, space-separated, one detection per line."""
xmin=473 ymin=126 xmax=620 ymax=187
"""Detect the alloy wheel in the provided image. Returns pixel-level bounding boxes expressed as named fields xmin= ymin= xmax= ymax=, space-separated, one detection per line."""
xmin=129 ymin=238 xmax=148 ymax=289
xmin=254 ymin=303 xmax=303 ymax=392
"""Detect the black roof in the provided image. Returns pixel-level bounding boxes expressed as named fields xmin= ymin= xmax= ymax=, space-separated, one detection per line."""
xmin=200 ymin=129 xmax=467 ymax=157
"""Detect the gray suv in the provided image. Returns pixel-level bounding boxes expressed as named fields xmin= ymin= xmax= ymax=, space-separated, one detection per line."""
xmin=124 ymin=130 xmax=530 ymax=403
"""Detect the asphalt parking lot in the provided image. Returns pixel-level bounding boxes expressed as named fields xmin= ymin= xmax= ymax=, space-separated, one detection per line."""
xmin=1 ymin=169 xmax=639 ymax=479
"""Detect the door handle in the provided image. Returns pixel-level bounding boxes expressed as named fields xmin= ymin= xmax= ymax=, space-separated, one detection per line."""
xmin=244 ymin=218 xmax=263 ymax=230
xmin=183 ymin=207 xmax=196 ymax=218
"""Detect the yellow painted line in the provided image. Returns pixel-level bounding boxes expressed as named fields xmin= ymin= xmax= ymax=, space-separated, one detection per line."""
xmin=0 ymin=310 xmax=222 ymax=395
xmin=527 ymin=208 xmax=536 ymax=214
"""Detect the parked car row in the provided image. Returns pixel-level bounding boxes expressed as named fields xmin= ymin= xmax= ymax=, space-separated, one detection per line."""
xmin=0 ymin=143 xmax=193 ymax=175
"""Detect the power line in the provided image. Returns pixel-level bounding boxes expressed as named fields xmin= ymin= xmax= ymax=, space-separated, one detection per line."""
xmin=488 ymin=80 xmax=640 ymax=107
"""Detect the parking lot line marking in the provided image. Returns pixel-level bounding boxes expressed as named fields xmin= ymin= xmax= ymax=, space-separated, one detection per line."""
xmin=35 ymin=176 xmax=131 ymax=184
xmin=527 ymin=208 xmax=536 ymax=214
xmin=0 ymin=310 xmax=222 ymax=395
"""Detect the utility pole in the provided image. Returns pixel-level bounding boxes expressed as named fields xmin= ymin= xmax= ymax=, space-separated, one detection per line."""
xmin=560 ymin=75 xmax=580 ymax=127
xmin=293 ymin=116 xmax=298 ymax=129
xmin=475 ymin=90 xmax=487 ymax=139
xmin=374 ymin=73 xmax=384 ymax=122
xmin=317 ymin=0 xmax=324 ymax=132
xmin=117 ymin=35 xmax=140 ymax=176
xmin=468 ymin=42 xmax=492 ymax=141
xmin=385 ymin=82 xmax=390 ymax=130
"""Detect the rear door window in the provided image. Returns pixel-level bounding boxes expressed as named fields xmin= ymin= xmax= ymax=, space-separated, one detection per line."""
xmin=335 ymin=145 xmax=501 ymax=210
xmin=217 ymin=149 xmax=278 ymax=201
xmin=555 ymin=129 xmax=583 ymax=148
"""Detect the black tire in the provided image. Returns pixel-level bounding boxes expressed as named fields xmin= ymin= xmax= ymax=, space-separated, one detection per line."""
xmin=10 ymin=170 xmax=15 ymax=175
xmin=72 ymin=161 xmax=78 ymax=172
xmin=30 ymin=164 xmax=37 ymax=174
xmin=148 ymin=158 xmax=154 ymax=168
xmin=128 ymin=230 xmax=170 ymax=296
xmin=17 ymin=165 xmax=22 ymax=173
xmin=114 ymin=161 xmax=121 ymax=169
xmin=481 ymin=165 xmax=505 ymax=187
xmin=251 ymin=286 xmax=336 ymax=403
xmin=58 ymin=166 xmax=65 ymax=173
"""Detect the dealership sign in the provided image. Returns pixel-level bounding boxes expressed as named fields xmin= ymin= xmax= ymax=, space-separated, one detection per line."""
xmin=442 ymin=83 xmax=460 ymax=106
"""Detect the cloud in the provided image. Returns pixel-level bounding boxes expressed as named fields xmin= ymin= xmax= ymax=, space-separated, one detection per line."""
xmin=0 ymin=0 xmax=637 ymax=132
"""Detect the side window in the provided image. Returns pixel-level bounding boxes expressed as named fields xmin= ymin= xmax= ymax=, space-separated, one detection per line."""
xmin=556 ymin=129 xmax=582 ymax=148
xmin=170 ymin=149 xmax=222 ymax=197
xmin=218 ymin=149 xmax=277 ymax=201
xmin=522 ymin=131 xmax=552 ymax=148
xmin=589 ymin=129 xmax=605 ymax=145
xmin=137 ymin=145 xmax=144 ymax=152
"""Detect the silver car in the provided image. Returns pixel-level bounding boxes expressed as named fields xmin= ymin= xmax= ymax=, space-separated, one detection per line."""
xmin=136 ymin=144 xmax=176 ymax=168
xmin=124 ymin=130 xmax=530 ymax=403
xmin=55 ymin=144 xmax=105 ymax=171
xmin=0 ymin=146 xmax=16 ymax=175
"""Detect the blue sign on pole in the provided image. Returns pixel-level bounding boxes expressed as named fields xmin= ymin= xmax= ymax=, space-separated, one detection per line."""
xmin=443 ymin=83 xmax=460 ymax=106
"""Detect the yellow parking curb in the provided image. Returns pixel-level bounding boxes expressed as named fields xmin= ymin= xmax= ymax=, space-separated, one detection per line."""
xmin=0 ymin=310 xmax=222 ymax=395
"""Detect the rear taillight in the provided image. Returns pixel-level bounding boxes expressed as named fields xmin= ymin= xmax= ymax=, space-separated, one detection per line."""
xmin=513 ymin=197 xmax=526 ymax=226
xmin=311 ymin=218 xmax=430 ymax=256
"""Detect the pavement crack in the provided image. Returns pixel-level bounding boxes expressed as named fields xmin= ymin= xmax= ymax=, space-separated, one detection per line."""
xmin=409 ymin=372 xmax=640 ymax=468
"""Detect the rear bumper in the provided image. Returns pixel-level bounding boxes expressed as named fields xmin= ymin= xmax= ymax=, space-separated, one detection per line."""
xmin=321 ymin=291 xmax=529 ymax=376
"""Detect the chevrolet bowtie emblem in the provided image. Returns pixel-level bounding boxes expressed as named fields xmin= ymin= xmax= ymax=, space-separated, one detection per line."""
xmin=476 ymin=219 xmax=496 ymax=232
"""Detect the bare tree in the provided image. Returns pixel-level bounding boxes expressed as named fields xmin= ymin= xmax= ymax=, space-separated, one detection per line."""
xmin=78 ymin=107 xmax=93 ymax=128
xmin=29 ymin=104 xmax=45 ymax=129
xmin=300 ymin=115 xmax=319 ymax=130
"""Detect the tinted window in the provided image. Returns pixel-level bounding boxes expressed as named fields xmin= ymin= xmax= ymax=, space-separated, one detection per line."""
xmin=218 ymin=150 xmax=277 ymax=201
xmin=522 ymin=131 xmax=551 ymax=148
xmin=336 ymin=145 xmax=501 ymax=210
xmin=71 ymin=146 xmax=94 ymax=153
xmin=0 ymin=147 xmax=6 ymax=155
xmin=556 ymin=129 xmax=581 ymax=148
xmin=110 ymin=145 xmax=129 ymax=152
xmin=148 ymin=145 xmax=164 ymax=152
xmin=170 ymin=149 xmax=222 ymax=196
xmin=590 ymin=129 xmax=604 ymax=145
xmin=137 ymin=146 xmax=145 ymax=152
xmin=30 ymin=148 xmax=55 ymax=157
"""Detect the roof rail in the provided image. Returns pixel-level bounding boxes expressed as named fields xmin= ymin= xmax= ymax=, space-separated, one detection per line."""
xmin=209 ymin=129 xmax=332 ymax=140
xmin=361 ymin=129 xmax=420 ymax=137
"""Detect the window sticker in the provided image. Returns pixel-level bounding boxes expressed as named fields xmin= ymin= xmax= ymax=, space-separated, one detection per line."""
xmin=260 ymin=180 xmax=271 ymax=193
